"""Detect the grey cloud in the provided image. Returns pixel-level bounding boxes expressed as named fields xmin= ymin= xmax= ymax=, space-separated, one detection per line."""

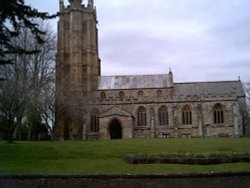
xmin=99 ymin=0 xmax=250 ymax=82
xmin=26 ymin=0 xmax=250 ymax=82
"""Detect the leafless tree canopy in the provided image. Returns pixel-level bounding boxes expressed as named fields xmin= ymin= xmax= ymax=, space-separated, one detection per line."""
xmin=0 ymin=21 xmax=56 ymax=142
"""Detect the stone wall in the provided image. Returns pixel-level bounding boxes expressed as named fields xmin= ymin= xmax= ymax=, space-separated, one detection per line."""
xmin=89 ymin=88 xmax=244 ymax=139
xmin=1 ymin=172 xmax=250 ymax=188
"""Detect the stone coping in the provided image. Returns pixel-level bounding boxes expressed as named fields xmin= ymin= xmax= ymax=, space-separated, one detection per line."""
xmin=124 ymin=154 xmax=250 ymax=165
xmin=1 ymin=171 xmax=250 ymax=179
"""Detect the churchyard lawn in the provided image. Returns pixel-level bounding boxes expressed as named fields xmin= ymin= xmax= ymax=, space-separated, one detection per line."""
xmin=1 ymin=138 xmax=250 ymax=174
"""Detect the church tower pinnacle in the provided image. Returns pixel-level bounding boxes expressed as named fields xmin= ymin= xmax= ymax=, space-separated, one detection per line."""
xmin=59 ymin=0 xmax=64 ymax=11
xmin=168 ymin=68 xmax=174 ymax=88
xmin=88 ymin=0 xmax=94 ymax=9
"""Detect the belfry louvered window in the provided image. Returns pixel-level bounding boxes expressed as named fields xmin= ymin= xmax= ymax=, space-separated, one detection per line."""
xmin=182 ymin=105 xmax=192 ymax=125
xmin=137 ymin=106 xmax=147 ymax=126
xmin=213 ymin=104 xmax=224 ymax=124
xmin=158 ymin=106 xmax=169 ymax=125
xmin=90 ymin=109 xmax=99 ymax=132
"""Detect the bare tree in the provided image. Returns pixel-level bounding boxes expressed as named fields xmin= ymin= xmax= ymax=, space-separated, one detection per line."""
xmin=244 ymin=83 xmax=250 ymax=111
xmin=24 ymin=24 xmax=56 ymax=140
xmin=38 ymin=82 xmax=55 ymax=140
xmin=0 ymin=22 xmax=56 ymax=142
xmin=0 ymin=76 xmax=26 ymax=142
xmin=243 ymin=82 xmax=250 ymax=136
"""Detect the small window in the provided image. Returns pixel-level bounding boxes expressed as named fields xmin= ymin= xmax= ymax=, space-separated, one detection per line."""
xmin=138 ymin=91 xmax=143 ymax=98
xmin=100 ymin=92 xmax=106 ymax=101
xmin=158 ymin=106 xmax=169 ymax=125
xmin=157 ymin=90 xmax=162 ymax=98
xmin=90 ymin=109 xmax=99 ymax=132
xmin=182 ymin=105 xmax=192 ymax=125
xmin=119 ymin=91 xmax=125 ymax=100
xmin=137 ymin=106 xmax=147 ymax=126
xmin=213 ymin=104 xmax=224 ymax=124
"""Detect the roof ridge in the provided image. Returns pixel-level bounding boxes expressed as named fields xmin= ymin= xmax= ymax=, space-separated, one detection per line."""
xmin=175 ymin=80 xmax=240 ymax=84
xmin=99 ymin=74 xmax=168 ymax=78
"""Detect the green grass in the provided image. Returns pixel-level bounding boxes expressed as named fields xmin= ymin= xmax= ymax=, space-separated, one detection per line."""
xmin=1 ymin=138 xmax=250 ymax=174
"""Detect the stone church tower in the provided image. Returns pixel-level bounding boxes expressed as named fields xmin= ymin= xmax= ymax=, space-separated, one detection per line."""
xmin=55 ymin=0 xmax=100 ymax=140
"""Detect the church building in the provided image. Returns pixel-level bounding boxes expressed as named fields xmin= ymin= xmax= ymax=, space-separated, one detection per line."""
xmin=55 ymin=0 xmax=247 ymax=140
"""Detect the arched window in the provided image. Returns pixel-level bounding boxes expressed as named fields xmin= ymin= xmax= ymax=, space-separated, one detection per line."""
xmin=119 ymin=91 xmax=125 ymax=100
xmin=137 ymin=106 xmax=147 ymax=126
xmin=100 ymin=92 xmax=106 ymax=101
xmin=158 ymin=106 xmax=169 ymax=125
xmin=138 ymin=91 xmax=143 ymax=98
xmin=182 ymin=105 xmax=192 ymax=125
xmin=157 ymin=90 xmax=162 ymax=98
xmin=213 ymin=104 xmax=224 ymax=124
xmin=90 ymin=109 xmax=99 ymax=132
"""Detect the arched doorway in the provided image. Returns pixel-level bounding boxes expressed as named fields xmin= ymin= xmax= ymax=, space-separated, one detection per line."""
xmin=109 ymin=119 xmax=122 ymax=139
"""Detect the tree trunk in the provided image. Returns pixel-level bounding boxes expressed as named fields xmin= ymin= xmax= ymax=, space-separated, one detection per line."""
xmin=7 ymin=121 xmax=14 ymax=143
xmin=27 ymin=124 xmax=33 ymax=141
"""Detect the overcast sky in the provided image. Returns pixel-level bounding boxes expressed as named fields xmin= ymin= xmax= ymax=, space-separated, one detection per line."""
xmin=26 ymin=0 xmax=250 ymax=83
